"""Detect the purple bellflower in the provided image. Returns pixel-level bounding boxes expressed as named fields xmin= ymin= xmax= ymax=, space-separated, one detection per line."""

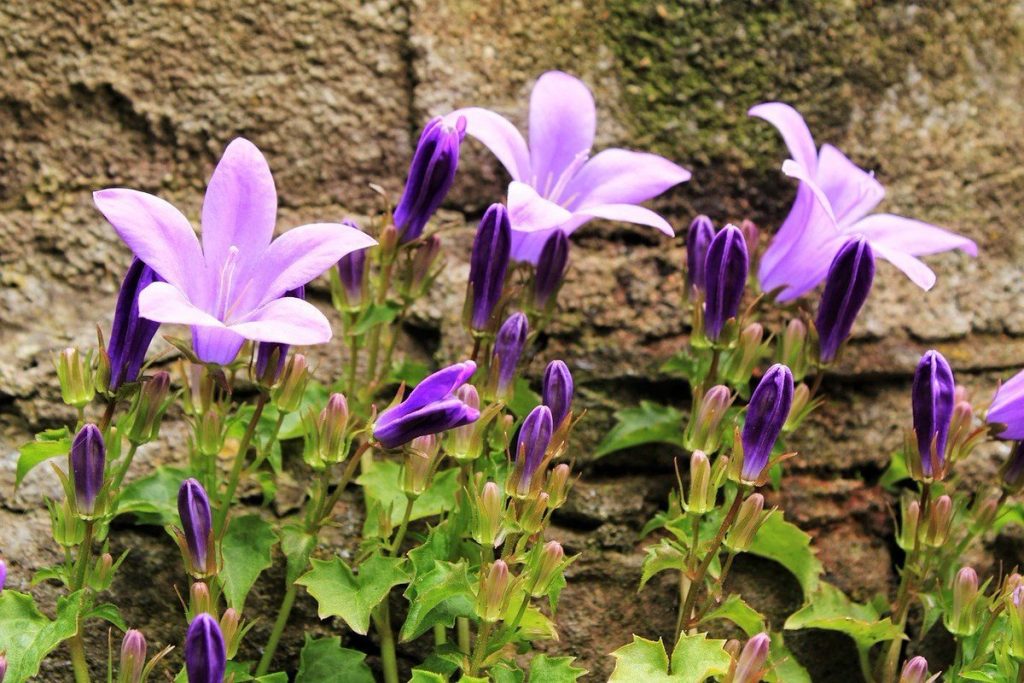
xmin=912 ymin=350 xmax=955 ymax=477
xmin=516 ymin=405 xmax=554 ymax=494
xmin=185 ymin=612 xmax=226 ymax=683
xmin=741 ymin=364 xmax=794 ymax=481
xmin=70 ymin=424 xmax=105 ymax=514
xmin=704 ymin=225 xmax=749 ymax=341
xmin=468 ymin=204 xmax=512 ymax=329
xmin=534 ymin=229 xmax=570 ymax=307
xmin=988 ymin=369 xmax=1024 ymax=439
xmin=749 ymin=102 xmax=977 ymax=301
xmin=493 ymin=312 xmax=529 ymax=396
xmin=686 ymin=215 xmax=715 ymax=294
xmin=543 ymin=360 xmax=574 ymax=427
xmin=254 ymin=286 xmax=305 ymax=383
xmin=815 ymin=237 xmax=875 ymax=363
xmin=94 ymin=138 xmax=377 ymax=366
xmin=108 ymin=258 xmax=162 ymax=390
xmin=394 ymin=117 xmax=467 ymax=243
xmin=178 ymin=478 xmax=213 ymax=575
xmin=337 ymin=218 xmax=368 ymax=303
xmin=445 ymin=71 xmax=690 ymax=263
xmin=374 ymin=361 xmax=480 ymax=449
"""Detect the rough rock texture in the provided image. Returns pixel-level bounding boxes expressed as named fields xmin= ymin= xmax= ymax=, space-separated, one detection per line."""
xmin=3 ymin=0 xmax=1024 ymax=681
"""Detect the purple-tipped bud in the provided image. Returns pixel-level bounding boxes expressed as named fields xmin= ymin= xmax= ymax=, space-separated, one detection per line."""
xmin=925 ymin=494 xmax=954 ymax=547
xmin=119 ymin=629 xmax=147 ymax=683
xmin=686 ymin=385 xmax=734 ymax=454
xmin=685 ymin=215 xmax=715 ymax=294
xmin=185 ymin=613 xmax=226 ymax=683
xmin=816 ymin=237 xmax=875 ymax=363
xmin=535 ymin=230 xmax=570 ymax=308
xmin=410 ymin=234 xmax=442 ymax=293
xmin=703 ymin=225 xmax=748 ymax=341
xmin=468 ymin=204 xmax=511 ymax=329
xmin=337 ymin=219 xmax=368 ymax=304
xmin=394 ymin=116 xmax=466 ymax=243
xmin=740 ymin=218 xmax=760 ymax=253
xmin=732 ymin=632 xmax=771 ymax=683
xmin=542 ymin=361 xmax=574 ymax=428
xmin=178 ymin=479 xmax=213 ymax=575
xmin=316 ymin=393 xmax=350 ymax=464
xmin=493 ymin=313 xmax=529 ymax=397
xmin=726 ymin=493 xmax=767 ymax=551
xmin=899 ymin=656 xmax=929 ymax=683
xmin=70 ymin=424 xmax=105 ymax=515
xmin=740 ymin=364 xmax=794 ymax=482
xmin=374 ymin=361 xmax=480 ymax=449
xmin=255 ymin=287 xmax=305 ymax=385
xmin=272 ymin=353 xmax=310 ymax=414
xmin=949 ymin=566 xmax=981 ymax=635
xmin=912 ymin=350 xmax=955 ymax=478
xmin=545 ymin=463 xmax=573 ymax=508
xmin=528 ymin=540 xmax=565 ymax=597
xmin=477 ymin=560 xmax=511 ymax=622
xmin=108 ymin=258 xmax=162 ymax=390
xmin=514 ymin=405 xmax=553 ymax=495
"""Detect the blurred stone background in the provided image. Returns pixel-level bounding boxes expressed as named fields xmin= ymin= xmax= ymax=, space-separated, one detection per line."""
xmin=2 ymin=0 xmax=1024 ymax=680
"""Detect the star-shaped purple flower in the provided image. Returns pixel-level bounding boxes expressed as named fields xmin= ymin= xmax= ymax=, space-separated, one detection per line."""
xmin=94 ymin=138 xmax=377 ymax=365
xmin=749 ymin=102 xmax=977 ymax=301
xmin=445 ymin=71 xmax=691 ymax=263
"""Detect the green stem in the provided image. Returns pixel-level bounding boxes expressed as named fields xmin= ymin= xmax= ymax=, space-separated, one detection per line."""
xmin=73 ymin=521 xmax=95 ymax=591
xmin=214 ymin=393 xmax=267 ymax=535
xmin=457 ymin=617 xmax=471 ymax=655
xmin=433 ymin=623 xmax=447 ymax=646
xmin=110 ymin=443 xmax=140 ymax=493
xmin=389 ymin=497 xmax=416 ymax=556
xmin=469 ymin=621 xmax=494 ymax=676
xmin=255 ymin=583 xmax=297 ymax=676
xmin=69 ymin=632 xmax=91 ymax=683
xmin=346 ymin=324 xmax=360 ymax=397
xmin=99 ymin=398 xmax=117 ymax=433
xmin=374 ymin=601 xmax=399 ymax=683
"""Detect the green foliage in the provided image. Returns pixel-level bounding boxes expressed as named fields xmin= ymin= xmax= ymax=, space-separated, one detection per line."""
xmin=16 ymin=427 xmax=71 ymax=488
xmin=784 ymin=583 xmax=903 ymax=653
xmin=595 ymin=401 xmax=685 ymax=457
xmin=297 ymin=553 xmax=410 ymax=635
xmin=527 ymin=654 xmax=587 ymax=681
xmin=400 ymin=560 xmax=476 ymax=642
xmin=280 ymin=523 xmax=317 ymax=585
xmin=295 ymin=635 xmax=375 ymax=683
xmin=747 ymin=510 xmax=823 ymax=595
xmin=609 ymin=633 xmax=731 ymax=683
xmin=0 ymin=590 xmax=85 ymax=682
xmin=358 ymin=461 xmax=459 ymax=533
xmin=115 ymin=466 xmax=190 ymax=526
xmin=220 ymin=514 xmax=278 ymax=611
xmin=700 ymin=594 xmax=765 ymax=636
xmin=639 ymin=538 xmax=684 ymax=590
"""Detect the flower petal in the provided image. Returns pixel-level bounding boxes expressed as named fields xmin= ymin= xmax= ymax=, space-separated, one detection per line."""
xmin=509 ymin=228 xmax=561 ymax=264
xmin=528 ymin=71 xmax=596 ymax=195
xmin=868 ymin=241 xmax=937 ymax=290
xmin=816 ymin=144 xmax=885 ymax=226
xmin=93 ymin=189 xmax=206 ymax=299
xmin=749 ymin=102 xmax=819 ymax=174
xmin=563 ymin=148 xmax=691 ymax=210
xmin=988 ymin=369 xmax=1024 ymax=439
xmin=400 ymin=361 xmax=478 ymax=414
xmin=201 ymin=138 xmax=278 ymax=274
xmin=508 ymin=181 xmax=573 ymax=233
xmin=229 ymin=297 xmax=333 ymax=345
xmin=851 ymin=213 xmax=978 ymax=257
xmin=781 ymin=159 xmax=839 ymax=228
xmin=573 ymin=203 xmax=676 ymax=236
xmin=137 ymin=281 xmax=225 ymax=327
xmin=445 ymin=107 xmax=530 ymax=181
xmin=192 ymin=327 xmax=246 ymax=365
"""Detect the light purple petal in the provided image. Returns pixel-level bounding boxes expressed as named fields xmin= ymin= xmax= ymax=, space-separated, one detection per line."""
xmin=762 ymin=229 xmax=847 ymax=302
xmin=572 ymin=203 xmax=675 ymax=236
xmin=446 ymin=107 xmax=530 ymax=181
xmin=229 ymin=297 xmax=333 ymax=345
xmin=851 ymin=214 xmax=978 ymax=257
xmin=137 ymin=283 xmax=224 ymax=328
xmin=400 ymin=361 xmax=478 ymax=414
xmin=781 ymin=160 xmax=840 ymax=228
xmin=528 ymin=71 xmax=596 ymax=197
xmin=508 ymin=181 xmax=573 ymax=233
xmin=93 ymin=189 xmax=206 ymax=301
xmin=748 ymin=102 xmax=819 ymax=174
xmin=758 ymin=185 xmax=820 ymax=291
xmin=868 ymin=241 xmax=937 ymax=290
xmin=192 ymin=326 xmax=246 ymax=365
xmin=201 ymin=138 xmax=278 ymax=274
xmin=988 ymin=369 xmax=1024 ymax=438
xmin=815 ymin=144 xmax=885 ymax=226
xmin=509 ymin=227 xmax=562 ymax=264
xmin=562 ymin=148 xmax=691 ymax=210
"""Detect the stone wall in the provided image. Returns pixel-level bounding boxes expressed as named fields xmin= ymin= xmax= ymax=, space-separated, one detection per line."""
xmin=3 ymin=1 xmax=1024 ymax=680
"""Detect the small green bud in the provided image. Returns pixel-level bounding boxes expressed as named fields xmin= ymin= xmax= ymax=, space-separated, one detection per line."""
xmin=476 ymin=560 xmax=511 ymax=622
xmin=472 ymin=482 xmax=505 ymax=548
xmin=93 ymin=552 xmax=115 ymax=590
xmin=49 ymin=497 xmax=86 ymax=547
xmin=783 ymin=383 xmax=813 ymax=433
xmin=196 ymin=409 xmax=224 ymax=458
xmin=272 ymin=353 xmax=309 ymax=414
xmin=684 ymin=385 xmax=733 ymax=454
xmin=898 ymin=656 xmax=929 ymax=683
xmin=730 ymin=632 xmax=770 ymax=683
xmin=128 ymin=371 xmax=171 ymax=445
xmin=544 ymin=463 xmax=573 ymax=509
xmin=778 ymin=319 xmax=809 ymax=380
xmin=725 ymin=494 xmax=767 ymax=552
xmin=947 ymin=566 xmax=982 ymax=636
xmin=724 ymin=323 xmax=765 ymax=385
xmin=517 ymin=492 xmax=549 ymax=535
xmin=685 ymin=451 xmax=715 ymax=514
xmin=527 ymin=540 xmax=565 ymax=597
xmin=316 ymin=393 xmax=350 ymax=464
xmin=190 ymin=581 xmax=213 ymax=618
xmin=402 ymin=435 xmax=440 ymax=498
xmin=56 ymin=347 xmax=95 ymax=408
xmin=118 ymin=629 xmax=147 ymax=683
xmin=220 ymin=608 xmax=243 ymax=659
xmin=897 ymin=497 xmax=921 ymax=551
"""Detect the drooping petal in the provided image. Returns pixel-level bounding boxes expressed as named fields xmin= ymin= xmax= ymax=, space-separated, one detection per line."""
xmin=445 ymin=107 xmax=530 ymax=181
xmin=201 ymin=138 xmax=278 ymax=274
xmin=228 ymin=297 xmax=333 ymax=346
xmin=748 ymin=102 xmax=819 ymax=174
xmin=137 ymin=282 xmax=225 ymax=328
xmin=93 ymin=189 xmax=206 ymax=299
xmin=562 ymin=148 xmax=691 ymax=210
xmin=988 ymin=369 xmax=1024 ymax=439
xmin=528 ymin=71 xmax=596 ymax=196
xmin=851 ymin=214 xmax=979 ymax=257
xmin=815 ymin=144 xmax=885 ymax=226
xmin=868 ymin=241 xmax=937 ymax=290
xmin=781 ymin=160 xmax=839 ymax=228
xmin=572 ymin=203 xmax=676 ymax=236
xmin=508 ymin=181 xmax=573 ymax=233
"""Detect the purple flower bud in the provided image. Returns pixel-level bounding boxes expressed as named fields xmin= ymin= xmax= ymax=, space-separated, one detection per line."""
xmin=178 ymin=479 xmax=213 ymax=575
xmin=686 ymin=215 xmax=715 ymax=294
xmin=704 ymin=224 xmax=748 ymax=341
xmin=394 ymin=116 xmax=466 ymax=243
xmin=0 ymin=558 xmax=6 ymax=593
xmin=120 ymin=629 xmax=147 ymax=683
xmin=516 ymin=405 xmax=553 ymax=494
xmin=816 ymin=237 xmax=875 ymax=363
xmin=337 ymin=219 xmax=368 ymax=304
xmin=534 ymin=230 xmax=570 ymax=308
xmin=254 ymin=286 xmax=305 ymax=384
xmin=493 ymin=313 xmax=529 ymax=397
xmin=374 ymin=361 xmax=480 ymax=449
xmin=741 ymin=364 xmax=794 ymax=481
xmin=899 ymin=656 xmax=929 ymax=683
xmin=108 ymin=258 xmax=162 ymax=390
xmin=0 ymin=652 xmax=5 ymax=681
xmin=185 ymin=613 xmax=226 ymax=683
xmin=468 ymin=204 xmax=511 ymax=329
xmin=70 ymin=424 xmax=105 ymax=514
xmin=912 ymin=350 xmax=955 ymax=478
xmin=542 ymin=360 xmax=574 ymax=428
xmin=733 ymin=632 xmax=771 ymax=683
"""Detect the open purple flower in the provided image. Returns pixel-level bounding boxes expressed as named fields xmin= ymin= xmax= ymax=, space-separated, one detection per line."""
xmin=445 ymin=71 xmax=690 ymax=263
xmin=988 ymin=369 xmax=1024 ymax=439
xmin=374 ymin=361 xmax=480 ymax=449
xmin=94 ymin=138 xmax=377 ymax=365
xmin=816 ymin=237 xmax=875 ymax=363
xmin=185 ymin=613 xmax=226 ymax=683
xmin=108 ymin=258 xmax=162 ymax=390
xmin=912 ymin=350 xmax=955 ymax=477
xmin=741 ymin=364 xmax=794 ymax=481
xmin=749 ymin=102 xmax=977 ymax=301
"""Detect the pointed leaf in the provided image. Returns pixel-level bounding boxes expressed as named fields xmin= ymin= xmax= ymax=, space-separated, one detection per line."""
xmin=669 ymin=632 xmax=732 ymax=682
xmin=115 ymin=466 xmax=190 ymax=526
xmin=747 ymin=510 xmax=823 ymax=595
xmin=528 ymin=655 xmax=587 ymax=682
xmin=784 ymin=583 xmax=903 ymax=650
xmin=608 ymin=636 xmax=674 ymax=682
xmin=280 ymin=523 xmax=317 ymax=586
xmin=16 ymin=427 xmax=71 ymax=487
xmin=297 ymin=554 xmax=410 ymax=634
xmin=295 ymin=635 xmax=374 ymax=683
xmin=700 ymin=594 xmax=765 ymax=636
xmin=595 ymin=402 xmax=684 ymax=457
xmin=358 ymin=462 xmax=459 ymax=533
xmin=400 ymin=560 xmax=475 ymax=642
xmin=639 ymin=539 xmax=684 ymax=590
xmin=84 ymin=602 xmax=127 ymax=631
xmin=0 ymin=590 xmax=86 ymax=681
xmin=221 ymin=514 xmax=278 ymax=611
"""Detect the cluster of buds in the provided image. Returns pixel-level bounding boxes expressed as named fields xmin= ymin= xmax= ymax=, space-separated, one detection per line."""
xmin=303 ymin=393 xmax=351 ymax=469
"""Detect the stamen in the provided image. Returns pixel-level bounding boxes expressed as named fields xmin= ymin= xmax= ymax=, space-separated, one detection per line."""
xmin=215 ymin=246 xmax=241 ymax=320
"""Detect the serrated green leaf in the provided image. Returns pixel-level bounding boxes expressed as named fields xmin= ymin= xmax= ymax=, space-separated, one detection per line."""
xmin=280 ymin=523 xmax=317 ymax=586
xmin=669 ymin=632 xmax=732 ymax=682
xmin=400 ymin=560 xmax=475 ymax=642
xmin=784 ymin=583 xmax=903 ymax=651
xmin=115 ymin=466 xmax=190 ymax=526
xmin=492 ymin=663 xmax=527 ymax=683
xmin=295 ymin=634 xmax=374 ymax=683
xmin=700 ymin=594 xmax=765 ymax=636
xmin=609 ymin=636 xmax=674 ymax=682
xmin=639 ymin=539 xmax=684 ymax=591
xmin=765 ymin=632 xmax=811 ymax=683
xmin=221 ymin=514 xmax=278 ymax=611
xmin=297 ymin=553 xmax=410 ymax=634
xmin=16 ymin=427 xmax=71 ymax=487
xmin=410 ymin=671 xmax=449 ymax=683
xmin=595 ymin=402 xmax=685 ymax=458
xmin=747 ymin=510 xmax=822 ymax=595
xmin=0 ymin=590 xmax=86 ymax=682
xmin=85 ymin=602 xmax=127 ymax=631
xmin=528 ymin=654 xmax=586 ymax=682
xmin=358 ymin=462 xmax=459 ymax=534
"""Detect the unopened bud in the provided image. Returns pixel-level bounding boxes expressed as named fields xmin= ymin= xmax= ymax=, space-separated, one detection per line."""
xmin=316 ymin=393 xmax=350 ymax=464
xmin=947 ymin=566 xmax=981 ymax=636
xmin=57 ymin=347 xmax=95 ymax=408
xmin=409 ymin=234 xmax=442 ymax=293
xmin=196 ymin=409 xmax=224 ymax=457
xmin=731 ymin=632 xmax=770 ymax=683
xmin=725 ymin=494 xmax=767 ymax=552
xmin=517 ymin=492 xmax=549 ymax=535
xmin=971 ymin=491 xmax=1001 ymax=531
xmin=898 ymin=497 xmax=921 ymax=550
xmin=739 ymin=219 xmax=759 ymax=255
xmin=778 ymin=319 xmax=809 ymax=381
xmin=403 ymin=435 xmax=440 ymax=497
xmin=685 ymin=385 xmax=733 ymax=454
xmin=686 ymin=451 xmax=715 ymax=514
xmin=118 ymin=629 xmax=147 ymax=683
xmin=95 ymin=552 xmax=114 ymax=588
xmin=724 ymin=323 xmax=764 ymax=385
xmin=128 ymin=371 xmax=171 ymax=444
xmin=219 ymin=608 xmax=242 ymax=659
xmin=924 ymin=495 xmax=954 ymax=547
xmin=477 ymin=561 xmax=511 ymax=622
xmin=446 ymin=385 xmax=481 ymax=458
xmin=783 ymin=383 xmax=813 ymax=433
xmin=545 ymin=463 xmax=573 ymax=509
xmin=528 ymin=541 xmax=565 ymax=597
xmin=946 ymin=400 xmax=978 ymax=464
xmin=473 ymin=482 xmax=505 ymax=547
xmin=190 ymin=581 xmax=213 ymax=616
xmin=272 ymin=354 xmax=309 ymax=414
xmin=899 ymin=656 xmax=929 ymax=683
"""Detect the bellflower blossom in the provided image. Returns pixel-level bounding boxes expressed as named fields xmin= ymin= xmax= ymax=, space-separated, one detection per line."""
xmin=749 ymin=102 xmax=977 ymax=300
xmin=988 ymin=368 xmax=1024 ymax=439
xmin=94 ymin=138 xmax=377 ymax=365
xmin=374 ymin=361 xmax=480 ymax=448
xmin=445 ymin=71 xmax=690 ymax=262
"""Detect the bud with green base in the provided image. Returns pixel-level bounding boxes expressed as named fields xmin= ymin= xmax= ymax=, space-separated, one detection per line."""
xmin=684 ymin=386 xmax=733 ymax=454
xmin=946 ymin=566 xmax=984 ymax=636
xmin=525 ymin=541 xmax=570 ymax=598
xmin=56 ymin=347 xmax=95 ymax=409
xmin=472 ymin=482 xmax=506 ymax=548
xmin=128 ymin=371 xmax=171 ymax=445
xmin=923 ymin=495 xmax=954 ymax=548
xmin=272 ymin=354 xmax=310 ymax=414
xmin=725 ymin=494 xmax=769 ymax=552
xmin=476 ymin=560 xmax=512 ymax=623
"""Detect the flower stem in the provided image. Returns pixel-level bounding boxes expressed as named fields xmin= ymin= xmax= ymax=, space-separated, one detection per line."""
xmin=373 ymin=601 xmax=399 ymax=683
xmin=389 ymin=497 xmax=416 ymax=556
xmin=214 ymin=392 xmax=267 ymax=535
xmin=68 ymin=631 xmax=91 ymax=683
xmin=99 ymin=398 xmax=117 ymax=433
xmin=255 ymin=583 xmax=297 ymax=676
xmin=433 ymin=623 xmax=447 ymax=646
xmin=73 ymin=520 xmax=95 ymax=592
xmin=457 ymin=617 xmax=471 ymax=654
xmin=110 ymin=442 xmax=140 ymax=493
xmin=468 ymin=621 xmax=493 ymax=676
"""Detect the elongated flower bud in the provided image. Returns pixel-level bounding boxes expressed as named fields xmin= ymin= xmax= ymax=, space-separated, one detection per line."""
xmin=511 ymin=405 xmax=554 ymax=496
xmin=535 ymin=230 xmax=570 ymax=308
xmin=545 ymin=463 xmax=572 ymax=509
xmin=315 ymin=393 xmax=350 ymax=464
xmin=70 ymin=424 xmax=105 ymax=515
xmin=543 ymin=360 xmax=574 ymax=428
xmin=948 ymin=566 xmax=981 ymax=636
xmin=724 ymin=323 xmax=764 ymax=385
xmin=403 ymin=434 xmax=440 ymax=497
xmin=337 ymin=219 xmax=368 ymax=305
xmin=119 ymin=629 xmax=147 ymax=683
xmin=394 ymin=116 xmax=466 ymax=243
xmin=777 ymin=319 xmax=809 ymax=381
xmin=912 ymin=350 xmax=955 ymax=478
xmin=219 ymin=608 xmax=242 ymax=659
xmin=726 ymin=494 xmax=766 ymax=552
xmin=517 ymin=491 xmax=549 ymax=534
xmin=272 ymin=353 xmax=310 ymax=414
xmin=740 ymin=364 xmax=794 ymax=482
xmin=732 ymin=632 xmax=770 ymax=683
xmin=445 ymin=384 xmax=482 ymax=458
xmin=57 ymin=347 xmax=96 ymax=408
xmin=108 ymin=258 xmax=162 ymax=390
xmin=493 ymin=313 xmax=528 ymax=398
xmin=685 ymin=385 xmax=733 ymax=454
xmin=185 ymin=613 xmax=226 ymax=683
xmin=816 ymin=237 xmax=874 ymax=363
xmin=468 ymin=204 xmax=511 ymax=329
xmin=686 ymin=215 xmax=715 ymax=295
xmin=899 ymin=656 xmax=929 ymax=683
xmin=477 ymin=560 xmax=511 ymax=623
xmin=740 ymin=219 xmax=759 ymax=254
xmin=528 ymin=541 xmax=565 ymax=597
xmin=687 ymin=450 xmax=714 ymax=514
xmin=255 ymin=287 xmax=305 ymax=385
xmin=196 ymin=410 xmax=224 ymax=458
xmin=190 ymin=581 xmax=212 ymax=617
xmin=703 ymin=225 xmax=748 ymax=341
xmin=924 ymin=494 xmax=954 ymax=547
xmin=128 ymin=370 xmax=171 ymax=445
xmin=898 ymin=498 xmax=921 ymax=550
xmin=178 ymin=479 xmax=213 ymax=576
xmin=410 ymin=234 xmax=442 ymax=293
xmin=474 ymin=481 xmax=505 ymax=547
